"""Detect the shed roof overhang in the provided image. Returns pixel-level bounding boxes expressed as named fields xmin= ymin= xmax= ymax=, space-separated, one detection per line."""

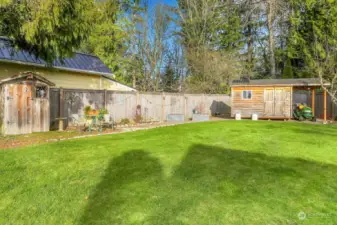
xmin=0 ymin=58 xmax=115 ymax=77
xmin=231 ymin=78 xmax=330 ymax=87
xmin=0 ymin=71 xmax=55 ymax=86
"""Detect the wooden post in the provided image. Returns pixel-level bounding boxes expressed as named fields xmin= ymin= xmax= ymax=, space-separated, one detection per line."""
xmin=332 ymin=100 xmax=335 ymax=121
xmin=104 ymin=89 xmax=107 ymax=108
xmin=324 ymin=89 xmax=327 ymax=121
xmin=311 ymin=89 xmax=315 ymax=117
xmin=290 ymin=86 xmax=293 ymax=120
xmin=161 ymin=92 xmax=165 ymax=122
xmin=184 ymin=95 xmax=187 ymax=121
xmin=136 ymin=92 xmax=140 ymax=106
xmin=59 ymin=88 xmax=64 ymax=131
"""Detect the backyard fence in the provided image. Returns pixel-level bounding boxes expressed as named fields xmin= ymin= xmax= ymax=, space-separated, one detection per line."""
xmin=48 ymin=88 xmax=337 ymax=130
xmin=50 ymin=88 xmax=231 ymax=130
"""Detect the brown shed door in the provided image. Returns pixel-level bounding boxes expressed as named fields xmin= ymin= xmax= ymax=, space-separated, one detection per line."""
xmin=274 ymin=88 xmax=285 ymax=116
xmin=264 ymin=89 xmax=275 ymax=116
xmin=264 ymin=88 xmax=290 ymax=117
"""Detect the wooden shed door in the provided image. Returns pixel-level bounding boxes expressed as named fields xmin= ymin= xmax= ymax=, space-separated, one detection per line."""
xmin=4 ymin=84 xmax=33 ymax=135
xmin=274 ymin=89 xmax=285 ymax=116
xmin=264 ymin=89 xmax=275 ymax=116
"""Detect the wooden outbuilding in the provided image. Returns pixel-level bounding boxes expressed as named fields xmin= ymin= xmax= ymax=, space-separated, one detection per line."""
xmin=0 ymin=72 xmax=55 ymax=135
xmin=231 ymin=78 xmax=330 ymax=120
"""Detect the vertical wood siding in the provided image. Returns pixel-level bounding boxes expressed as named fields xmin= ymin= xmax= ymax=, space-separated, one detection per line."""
xmin=231 ymin=86 xmax=291 ymax=118
xmin=3 ymin=83 xmax=50 ymax=135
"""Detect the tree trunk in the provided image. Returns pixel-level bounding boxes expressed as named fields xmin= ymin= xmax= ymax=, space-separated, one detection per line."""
xmin=132 ymin=70 xmax=136 ymax=89
xmin=247 ymin=15 xmax=253 ymax=80
xmin=267 ymin=0 xmax=276 ymax=78
xmin=155 ymin=70 xmax=160 ymax=92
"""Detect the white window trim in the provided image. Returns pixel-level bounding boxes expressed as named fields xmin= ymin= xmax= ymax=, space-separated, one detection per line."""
xmin=242 ymin=90 xmax=252 ymax=100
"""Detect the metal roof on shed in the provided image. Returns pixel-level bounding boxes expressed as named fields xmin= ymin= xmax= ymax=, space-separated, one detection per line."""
xmin=0 ymin=37 xmax=112 ymax=75
xmin=231 ymin=78 xmax=329 ymax=86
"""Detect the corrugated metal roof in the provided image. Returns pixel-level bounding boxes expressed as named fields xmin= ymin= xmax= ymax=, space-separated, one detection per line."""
xmin=0 ymin=37 xmax=112 ymax=75
xmin=231 ymin=78 xmax=328 ymax=86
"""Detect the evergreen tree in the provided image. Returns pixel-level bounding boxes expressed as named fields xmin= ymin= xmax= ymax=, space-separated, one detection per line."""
xmin=282 ymin=58 xmax=294 ymax=78
xmin=0 ymin=0 xmax=94 ymax=63
xmin=161 ymin=63 xmax=178 ymax=92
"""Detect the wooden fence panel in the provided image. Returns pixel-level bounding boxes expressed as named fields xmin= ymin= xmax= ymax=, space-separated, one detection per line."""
xmin=106 ymin=92 xmax=137 ymax=122
xmin=63 ymin=89 xmax=104 ymax=127
xmin=163 ymin=93 xmax=185 ymax=121
xmin=139 ymin=93 xmax=162 ymax=122
xmin=49 ymin=88 xmax=232 ymax=129
xmin=50 ymin=88 xmax=60 ymax=130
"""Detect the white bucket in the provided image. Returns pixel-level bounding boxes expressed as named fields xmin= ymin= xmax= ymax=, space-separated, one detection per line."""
xmin=252 ymin=113 xmax=258 ymax=121
xmin=235 ymin=113 xmax=241 ymax=120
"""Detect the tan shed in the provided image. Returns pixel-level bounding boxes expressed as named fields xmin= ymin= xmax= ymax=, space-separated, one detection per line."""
xmin=0 ymin=72 xmax=55 ymax=135
xmin=231 ymin=78 xmax=330 ymax=120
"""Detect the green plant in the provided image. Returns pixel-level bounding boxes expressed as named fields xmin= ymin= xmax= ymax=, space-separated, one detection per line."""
xmin=84 ymin=106 xmax=92 ymax=117
xmin=120 ymin=118 xmax=130 ymax=125
xmin=98 ymin=108 xmax=109 ymax=121
xmin=99 ymin=108 xmax=109 ymax=115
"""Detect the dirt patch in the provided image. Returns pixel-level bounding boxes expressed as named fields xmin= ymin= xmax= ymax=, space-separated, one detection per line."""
xmin=0 ymin=128 xmax=120 ymax=150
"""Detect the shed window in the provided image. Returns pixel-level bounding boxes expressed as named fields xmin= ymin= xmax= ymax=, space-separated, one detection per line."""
xmin=36 ymin=86 xmax=47 ymax=98
xmin=242 ymin=90 xmax=252 ymax=99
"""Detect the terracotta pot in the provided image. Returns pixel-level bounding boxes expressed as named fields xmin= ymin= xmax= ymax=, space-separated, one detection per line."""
xmin=88 ymin=110 xmax=99 ymax=116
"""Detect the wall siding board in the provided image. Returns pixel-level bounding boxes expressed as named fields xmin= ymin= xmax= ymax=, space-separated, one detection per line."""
xmin=0 ymin=62 xmax=134 ymax=91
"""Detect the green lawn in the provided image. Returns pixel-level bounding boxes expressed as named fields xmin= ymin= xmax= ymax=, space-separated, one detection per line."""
xmin=1 ymin=121 xmax=337 ymax=225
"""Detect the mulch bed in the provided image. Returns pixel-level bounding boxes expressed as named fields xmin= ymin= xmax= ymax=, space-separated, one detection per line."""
xmin=0 ymin=128 xmax=118 ymax=150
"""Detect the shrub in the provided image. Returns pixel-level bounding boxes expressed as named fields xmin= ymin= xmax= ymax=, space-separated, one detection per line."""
xmin=84 ymin=106 xmax=92 ymax=117
xmin=120 ymin=118 xmax=130 ymax=125
xmin=99 ymin=108 xmax=109 ymax=114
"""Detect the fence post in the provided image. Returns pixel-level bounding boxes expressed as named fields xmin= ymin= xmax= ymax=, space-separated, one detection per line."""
xmin=184 ymin=94 xmax=187 ymax=120
xmin=136 ymin=92 xmax=140 ymax=106
xmin=104 ymin=89 xmax=107 ymax=108
xmin=324 ymin=89 xmax=327 ymax=121
xmin=311 ymin=89 xmax=315 ymax=116
xmin=331 ymin=98 xmax=335 ymax=120
xmin=59 ymin=88 xmax=64 ymax=131
xmin=161 ymin=92 xmax=165 ymax=122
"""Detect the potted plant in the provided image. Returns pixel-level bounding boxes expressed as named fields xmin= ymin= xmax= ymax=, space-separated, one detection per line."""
xmin=84 ymin=106 xmax=99 ymax=118
xmin=88 ymin=109 xmax=99 ymax=116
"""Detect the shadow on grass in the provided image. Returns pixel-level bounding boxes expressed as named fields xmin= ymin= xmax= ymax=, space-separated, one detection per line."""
xmin=79 ymin=145 xmax=337 ymax=225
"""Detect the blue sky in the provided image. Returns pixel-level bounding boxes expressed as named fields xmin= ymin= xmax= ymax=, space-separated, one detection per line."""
xmin=148 ymin=0 xmax=177 ymax=7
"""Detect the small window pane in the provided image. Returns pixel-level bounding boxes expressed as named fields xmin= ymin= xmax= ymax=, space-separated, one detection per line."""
xmin=36 ymin=86 xmax=47 ymax=98
xmin=242 ymin=90 xmax=252 ymax=99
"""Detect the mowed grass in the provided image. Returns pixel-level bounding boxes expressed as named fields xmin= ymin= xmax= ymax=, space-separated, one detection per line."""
xmin=1 ymin=121 xmax=337 ymax=225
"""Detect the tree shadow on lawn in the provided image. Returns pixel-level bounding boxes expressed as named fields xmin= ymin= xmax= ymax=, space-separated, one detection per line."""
xmin=79 ymin=145 xmax=337 ymax=225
